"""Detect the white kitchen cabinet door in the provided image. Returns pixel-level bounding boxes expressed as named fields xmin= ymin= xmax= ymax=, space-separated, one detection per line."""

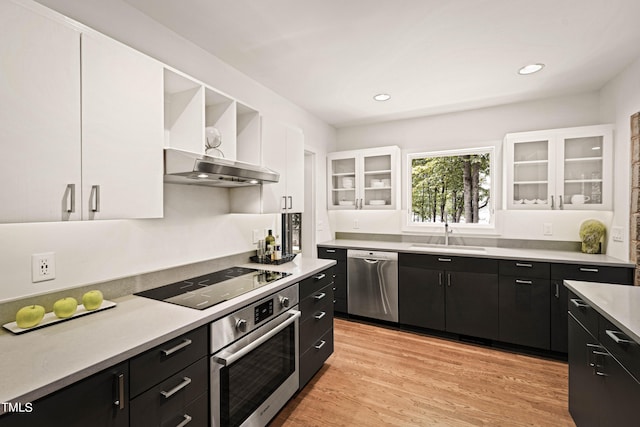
xmin=505 ymin=125 xmax=612 ymax=210
xmin=261 ymin=118 xmax=305 ymax=213
xmin=0 ymin=0 xmax=81 ymax=222
xmin=81 ymin=32 xmax=164 ymax=219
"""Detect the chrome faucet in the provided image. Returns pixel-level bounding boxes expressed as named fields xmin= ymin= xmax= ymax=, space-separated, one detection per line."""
xmin=444 ymin=222 xmax=452 ymax=246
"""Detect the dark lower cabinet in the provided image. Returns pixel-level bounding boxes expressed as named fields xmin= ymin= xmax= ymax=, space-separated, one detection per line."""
xmin=550 ymin=279 xmax=569 ymax=353
xmin=398 ymin=253 xmax=499 ymax=340
xmin=318 ymin=247 xmax=347 ymax=314
xmin=0 ymin=362 xmax=129 ymax=427
xmin=499 ymin=276 xmax=550 ymax=349
xmin=568 ymin=297 xmax=640 ymax=426
xmin=299 ymin=267 xmax=335 ymax=389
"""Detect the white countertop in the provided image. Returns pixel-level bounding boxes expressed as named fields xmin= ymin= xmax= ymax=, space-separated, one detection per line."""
xmin=318 ymin=239 xmax=633 ymax=267
xmin=0 ymin=257 xmax=335 ymax=411
xmin=564 ymin=280 xmax=640 ymax=344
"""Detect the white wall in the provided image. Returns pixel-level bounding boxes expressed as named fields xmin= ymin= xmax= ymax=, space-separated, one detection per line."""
xmin=599 ymin=56 xmax=640 ymax=260
xmin=0 ymin=0 xmax=335 ymax=302
xmin=334 ymin=92 xmax=622 ymax=247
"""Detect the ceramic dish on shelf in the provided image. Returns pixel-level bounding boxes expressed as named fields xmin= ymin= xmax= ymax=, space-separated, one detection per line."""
xmin=339 ymin=200 xmax=354 ymax=206
xmin=371 ymin=179 xmax=384 ymax=188
xmin=368 ymin=200 xmax=386 ymax=206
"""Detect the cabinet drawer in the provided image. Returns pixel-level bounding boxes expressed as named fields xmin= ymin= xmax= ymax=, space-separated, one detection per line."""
xmin=299 ymin=328 xmax=334 ymax=389
xmin=551 ymin=263 xmax=633 ymax=284
xmin=499 ymin=260 xmax=550 ymax=279
xmin=300 ymin=299 xmax=334 ymax=351
xmin=400 ymin=252 xmax=498 ymax=274
xmin=568 ymin=291 xmax=599 ymax=337
xmin=318 ymin=246 xmax=347 ymax=261
xmin=300 ymin=283 xmax=334 ymax=322
xmin=599 ymin=317 xmax=640 ymax=382
xmin=130 ymin=326 xmax=208 ymax=397
xmin=299 ymin=267 xmax=334 ymax=299
xmin=131 ymin=357 xmax=208 ymax=426
xmin=333 ymin=273 xmax=347 ymax=300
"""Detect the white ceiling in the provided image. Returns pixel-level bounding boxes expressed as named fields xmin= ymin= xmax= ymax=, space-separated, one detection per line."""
xmin=124 ymin=0 xmax=640 ymax=128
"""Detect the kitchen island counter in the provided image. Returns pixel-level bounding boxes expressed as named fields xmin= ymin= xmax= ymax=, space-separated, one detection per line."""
xmin=0 ymin=256 xmax=334 ymax=413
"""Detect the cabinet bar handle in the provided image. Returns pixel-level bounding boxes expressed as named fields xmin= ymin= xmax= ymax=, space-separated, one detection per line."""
xmin=570 ymin=298 xmax=589 ymax=308
xmin=515 ymin=263 xmax=532 ymax=268
xmin=579 ymin=267 xmax=599 ymax=273
xmin=515 ymin=279 xmax=533 ymax=285
xmin=313 ymin=273 xmax=326 ymax=281
xmin=325 ymin=249 xmax=336 ymax=253
xmin=160 ymin=377 xmax=192 ymax=399
xmin=314 ymin=292 xmax=326 ymax=300
xmin=176 ymin=414 xmax=193 ymax=427
xmin=314 ymin=311 xmax=326 ymax=320
xmin=551 ymin=195 xmax=555 ymax=209
xmin=114 ymin=373 xmax=125 ymax=410
xmin=287 ymin=196 xmax=293 ymax=210
xmin=438 ymin=272 xmax=443 ymax=286
xmin=161 ymin=338 xmax=192 ymax=356
xmin=559 ymin=195 xmax=563 ymax=209
xmin=66 ymin=184 xmax=76 ymax=213
xmin=438 ymin=258 xmax=452 ymax=262
xmin=281 ymin=196 xmax=287 ymax=210
xmin=447 ymin=273 xmax=451 ymax=287
xmin=605 ymin=329 xmax=633 ymax=344
xmin=555 ymin=283 xmax=559 ymax=299
xmin=91 ymin=185 xmax=100 ymax=212
xmin=314 ymin=340 xmax=326 ymax=350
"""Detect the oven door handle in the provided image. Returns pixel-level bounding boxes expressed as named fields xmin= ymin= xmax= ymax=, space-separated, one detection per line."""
xmin=213 ymin=309 xmax=301 ymax=366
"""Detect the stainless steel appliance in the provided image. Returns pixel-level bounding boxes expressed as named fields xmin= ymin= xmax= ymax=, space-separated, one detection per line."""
xmin=210 ymin=284 xmax=300 ymax=427
xmin=347 ymin=250 xmax=399 ymax=322
xmin=135 ymin=267 xmax=290 ymax=310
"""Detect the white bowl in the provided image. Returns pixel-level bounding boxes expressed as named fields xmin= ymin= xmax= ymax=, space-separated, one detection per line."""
xmin=339 ymin=200 xmax=354 ymax=206
xmin=371 ymin=180 xmax=384 ymax=188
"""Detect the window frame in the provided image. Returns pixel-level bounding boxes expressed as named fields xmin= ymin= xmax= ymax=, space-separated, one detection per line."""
xmin=403 ymin=146 xmax=497 ymax=233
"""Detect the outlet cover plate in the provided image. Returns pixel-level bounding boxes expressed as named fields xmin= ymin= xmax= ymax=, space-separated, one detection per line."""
xmin=32 ymin=252 xmax=55 ymax=283
xmin=611 ymin=226 xmax=624 ymax=242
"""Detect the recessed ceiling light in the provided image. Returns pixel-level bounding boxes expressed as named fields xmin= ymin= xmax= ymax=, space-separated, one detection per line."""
xmin=518 ymin=63 xmax=545 ymax=75
xmin=373 ymin=93 xmax=391 ymax=101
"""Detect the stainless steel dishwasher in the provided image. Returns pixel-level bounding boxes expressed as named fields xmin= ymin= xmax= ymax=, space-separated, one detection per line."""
xmin=347 ymin=250 xmax=399 ymax=322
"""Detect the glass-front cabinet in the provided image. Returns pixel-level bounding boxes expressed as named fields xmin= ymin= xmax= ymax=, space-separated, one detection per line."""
xmin=327 ymin=146 xmax=400 ymax=210
xmin=505 ymin=125 xmax=613 ymax=210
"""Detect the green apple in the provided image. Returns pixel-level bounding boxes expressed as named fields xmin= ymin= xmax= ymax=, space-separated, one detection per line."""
xmin=82 ymin=290 xmax=103 ymax=310
xmin=53 ymin=297 xmax=78 ymax=319
xmin=15 ymin=305 xmax=45 ymax=329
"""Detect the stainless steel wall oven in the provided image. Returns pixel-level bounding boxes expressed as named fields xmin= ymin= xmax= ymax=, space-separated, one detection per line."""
xmin=210 ymin=284 xmax=300 ymax=427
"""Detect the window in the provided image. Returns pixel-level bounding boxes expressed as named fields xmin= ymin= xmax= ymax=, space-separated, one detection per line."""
xmin=407 ymin=147 xmax=494 ymax=227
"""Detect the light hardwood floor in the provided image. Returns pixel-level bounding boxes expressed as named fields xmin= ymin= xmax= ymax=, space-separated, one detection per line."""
xmin=272 ymin=318 xmax=575 ymax=426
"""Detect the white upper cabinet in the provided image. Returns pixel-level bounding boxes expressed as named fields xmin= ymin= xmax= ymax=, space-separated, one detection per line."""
xmin=504 ymin=124 xmax=613 ymax=210
xmin=81 ymin=32 xmax=164 ymax=220
xmin=0 ymin=0 xmax=82 ymax=223
xmin=261 ymin=119 xmax=304 ymax=213
xmin=327 ymin=146 xmax=401 ymax=210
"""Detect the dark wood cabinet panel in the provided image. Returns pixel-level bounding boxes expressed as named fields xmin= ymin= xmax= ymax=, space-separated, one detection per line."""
xmin=499 ymin=260 xmax=550 ymax=279
xmin=568 ymin=313 xmax=600 ymax=427
xmin=499 ymin=276 xmax=550 ymax=349
xmin=318 ymin=247 xmax=347 ymax=314
xmin=0 ymin=362 xmax=129 ymax=427
xmin=550 ymin=279 xmax=569 ymax=353
xmin=399 ymin=265 xmax=445 ymax=330
xmin=446 ymin=271 xmax=499 ymax=340
xmin=551 ymin=263 xmax=633 ymax=284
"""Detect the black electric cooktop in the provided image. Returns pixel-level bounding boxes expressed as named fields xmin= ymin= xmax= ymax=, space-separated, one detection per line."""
xmin=135 ymin=266 xmax=290 ymax=310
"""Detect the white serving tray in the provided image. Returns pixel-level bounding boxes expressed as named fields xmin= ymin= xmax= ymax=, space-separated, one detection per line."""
xmin=2 ymin=301 xmax=116 ymax=335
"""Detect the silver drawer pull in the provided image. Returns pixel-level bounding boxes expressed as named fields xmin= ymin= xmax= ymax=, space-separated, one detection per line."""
xmin=66 ymin=183 xmax=76 ymax=213
xmin=325 ymin=249 xmax=336 ymax=253
xmin=579 ymin=267 xmax=599 ymax=273
xmin=438 ymin=258 xmax=452 ymax=262
xmin=176 ymin=414 xmax=193 ymax=427
xmin=314 ymin=340 xmax=326 ymax=350
xmin=114 ymin=373 xmax=125 ymax=410
xmin=314 ymin=292 xmax=326 ymax=300
xmin=315 ymin=311 xmax=327 ymax=320
xmin=570 ymin=298 xmax=589 ymax=308
xmin=160 ymin=377 xmax=192 ymax=399
xmin=515 ymin=263 xmax=532 ymax=268
xmin=515 ymin=279 xmax=533 ymax=285
xmin=606 ymin=329 xmax=633 ymax=345
xmin=313 ymin=273 xmax=326 ymax=280
xmin=161 ymin=338 xmax=192 ymax=356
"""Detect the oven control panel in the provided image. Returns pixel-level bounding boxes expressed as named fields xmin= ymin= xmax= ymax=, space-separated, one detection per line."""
xmin=254 ymin=299 xmax=274 ymax=325
xmin=210 ymin=283 xmax=299 ymax=353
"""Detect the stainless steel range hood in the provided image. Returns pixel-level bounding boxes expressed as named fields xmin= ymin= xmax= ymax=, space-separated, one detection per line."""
xmin=164 ymin=148 xmax=279 ymax=187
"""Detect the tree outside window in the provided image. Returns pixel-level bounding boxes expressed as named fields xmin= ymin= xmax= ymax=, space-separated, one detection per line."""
xmin=409 ymin=149 xmax=492 ymax=225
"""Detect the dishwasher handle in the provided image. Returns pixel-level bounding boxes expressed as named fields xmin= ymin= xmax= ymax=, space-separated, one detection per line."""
xmin=347 ymin=249 xmax=398 ymax=261
xmin=363 ymin=259 xmax=380 ymax=264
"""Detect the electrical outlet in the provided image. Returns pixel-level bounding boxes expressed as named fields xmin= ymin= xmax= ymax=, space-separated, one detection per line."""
xmin=32 ymin=252 xmax=55 ymax=283
xmin=353 ymin=219 xmax=359 ymax=229
xmin=543 ymin=223 xmax=553 ymax=236
xmin=611 ymin=226 xmax=624 ymax=242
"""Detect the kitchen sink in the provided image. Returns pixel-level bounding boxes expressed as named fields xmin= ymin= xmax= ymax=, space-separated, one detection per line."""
xmin=408 ymin=244 xmax=487 ymax=254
